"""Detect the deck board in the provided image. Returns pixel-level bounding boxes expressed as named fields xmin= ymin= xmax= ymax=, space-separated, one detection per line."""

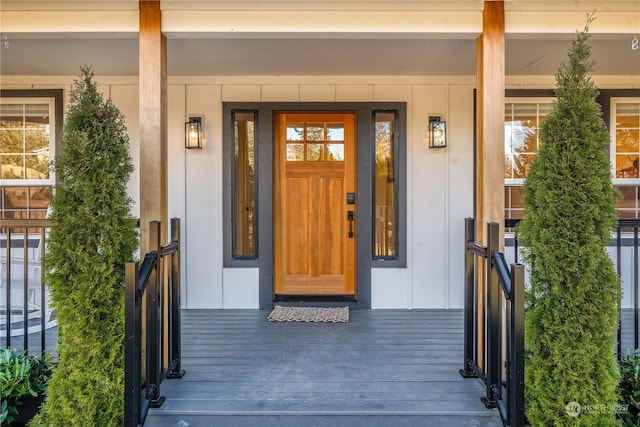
xmin=147 ymin=309 xmax=502 ymax=426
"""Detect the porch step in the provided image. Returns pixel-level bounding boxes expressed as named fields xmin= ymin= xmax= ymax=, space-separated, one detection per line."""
xmin=145 ymin=309 xmax=502 ymax=427
xmin=145 ymin=412 xmax=501 ymax=427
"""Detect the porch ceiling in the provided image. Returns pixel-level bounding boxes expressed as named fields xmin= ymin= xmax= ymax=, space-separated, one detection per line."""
xmin=0 ymin=34 xmax=638 ymax=76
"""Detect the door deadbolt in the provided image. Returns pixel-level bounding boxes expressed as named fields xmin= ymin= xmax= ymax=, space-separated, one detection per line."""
xmin=346 ymin=192 xmax=355 ymax=205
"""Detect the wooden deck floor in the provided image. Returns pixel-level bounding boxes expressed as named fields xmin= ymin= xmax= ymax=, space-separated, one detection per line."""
xmin=147 ymin=309 xmax=501 ymax=427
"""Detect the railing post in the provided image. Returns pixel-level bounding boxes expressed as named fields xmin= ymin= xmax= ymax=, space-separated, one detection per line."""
xmin=146 ymin=221 xmax=165 ymax=408
xmin=5 ymin=230 xmax=12 ymax=345
xmin=124 ymin=261 xmax=141 ymax=427
xmin=482 ymin=222 xmax=501 ymax=409
xmin=23 ymin=230 xmax=29 ymax=350
xmin=40 ymin=227 xmax=47 ymax=356
xmin=460 ymin=218 xmax=478 ymax=378
xmin=635 ymin=226 xmax=639 ymax=350
xmin=509 ymin=263 xmax=526 ymax=427
xmin=168 ymin=218 xmax=185 ymax=379
xmin=617 ymin=225 xmax=622 ymax=359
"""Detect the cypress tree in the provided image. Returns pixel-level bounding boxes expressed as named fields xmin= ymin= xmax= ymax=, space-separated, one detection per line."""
xmin=517 ymin=16 xmax=621 ymax=426
xmin=31 ymin=66 xmax=138 ymax=426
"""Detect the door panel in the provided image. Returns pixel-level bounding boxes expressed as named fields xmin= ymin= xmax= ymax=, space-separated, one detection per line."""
xmin=274 ymin=112 xmax=356 ymax=296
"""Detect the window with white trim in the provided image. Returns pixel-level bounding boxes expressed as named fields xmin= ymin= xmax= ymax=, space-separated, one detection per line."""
xmin=504 ymin=97 xmax=554 ymax=219
xmin=0 ymin=97 xmax=56 ymax=219
xmin=612 ymin=98 xmax=640 ymax=218
xmin=504 ymin=95 xmax=640 ymax=220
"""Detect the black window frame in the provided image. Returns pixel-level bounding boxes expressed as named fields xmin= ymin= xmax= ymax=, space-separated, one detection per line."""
xmin=230 ymin=109 xmax=259 ymax=260
xmin=372 ymin=109 xmax=401 ymax=261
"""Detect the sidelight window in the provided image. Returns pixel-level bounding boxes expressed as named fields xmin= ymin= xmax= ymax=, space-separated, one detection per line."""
xmin=373 ymin=111 xmax=397 ymax=258
xmin=232 ymin=111 xmax=256 ymax=258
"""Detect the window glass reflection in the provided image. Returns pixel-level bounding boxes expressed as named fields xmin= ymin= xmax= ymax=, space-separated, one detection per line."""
xmin=374 ymin=112 xmax=396 ymax=258
xmin=233 ymin=111 xmax=256 ymax=257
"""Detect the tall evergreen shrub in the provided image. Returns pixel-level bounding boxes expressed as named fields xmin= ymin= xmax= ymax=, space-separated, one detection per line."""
xmin=31 ymin=66 xmax=137 ymax=426
xmin=517 ymin=17 xmax=621 ymax=426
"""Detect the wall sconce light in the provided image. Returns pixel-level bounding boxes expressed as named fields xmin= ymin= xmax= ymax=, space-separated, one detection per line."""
xmin=429 ymin=116 xmax=447 ymax=148
xmin=185 ymin=116 xmax=203 ymax=149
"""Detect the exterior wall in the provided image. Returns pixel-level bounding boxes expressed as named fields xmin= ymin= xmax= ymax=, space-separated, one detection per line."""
xmin=3 ymin=74 xmax=639 ymax=309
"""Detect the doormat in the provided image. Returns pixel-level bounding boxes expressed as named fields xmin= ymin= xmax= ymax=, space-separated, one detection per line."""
xmin=267 ymin=306 xmax=349 ymax=323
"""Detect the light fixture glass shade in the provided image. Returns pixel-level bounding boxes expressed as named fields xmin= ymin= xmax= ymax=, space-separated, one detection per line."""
xmin=185 ymin=119 xmax=202 ymax=149
xmin=429 ymin=117 xmax=447 ymax=148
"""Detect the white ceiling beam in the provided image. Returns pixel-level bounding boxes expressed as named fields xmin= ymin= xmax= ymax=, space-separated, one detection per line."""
xmin=505 ymin=12 xmax=639 ymax=35
xmin=0 ymin=11 xmax=139 ymax=33
xmin=162 ymin=10 xmax=482 ymax=35
xmin=1 ymin=1 xmax=636 ymax=36
xmin=161 ymin=0 xmax=483 ymax=11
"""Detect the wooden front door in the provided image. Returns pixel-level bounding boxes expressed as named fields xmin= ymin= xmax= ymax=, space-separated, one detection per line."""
xmin=274 ymin=112 xmax=356 ymax=296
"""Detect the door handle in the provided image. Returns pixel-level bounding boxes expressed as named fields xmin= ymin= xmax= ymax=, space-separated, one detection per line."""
xmin=347 ymin=210 xmax=354 ymax=238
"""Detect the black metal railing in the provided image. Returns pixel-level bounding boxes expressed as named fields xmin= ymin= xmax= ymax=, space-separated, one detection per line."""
xmin=506 ymin=217 xmax=640 ymax=358
xmin=616 ymin=219 xmax=640 ymax=356
xmin=1 ymin=219 xmax=53 ymax=356
xmin=125 ymin=219 xmax=185 ymax=427
xmin=460 ymin=218 xmax=525 ymax=427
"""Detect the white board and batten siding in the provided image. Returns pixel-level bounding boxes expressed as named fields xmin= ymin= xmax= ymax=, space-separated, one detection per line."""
xmin=208 ymin=77 xmax=478 ymax=310
xmin=2 ymin=75 xmax=638 ymax=310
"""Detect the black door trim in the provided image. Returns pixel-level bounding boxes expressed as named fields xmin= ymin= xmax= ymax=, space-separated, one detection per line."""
xmin=223 ymin=102 xmax=407 ymax=309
